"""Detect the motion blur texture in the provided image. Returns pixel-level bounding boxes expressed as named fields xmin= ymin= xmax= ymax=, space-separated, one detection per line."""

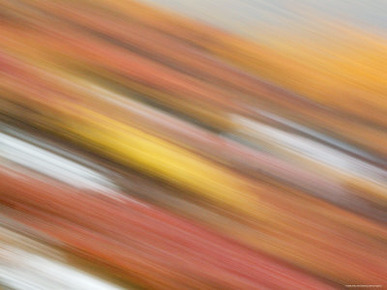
xmin=0 ymin=0 xmax=386 ymax=289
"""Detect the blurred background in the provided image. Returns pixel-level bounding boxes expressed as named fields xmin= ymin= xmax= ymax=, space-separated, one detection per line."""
xmin=0 ymin=0 xmax=386 ymax=289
